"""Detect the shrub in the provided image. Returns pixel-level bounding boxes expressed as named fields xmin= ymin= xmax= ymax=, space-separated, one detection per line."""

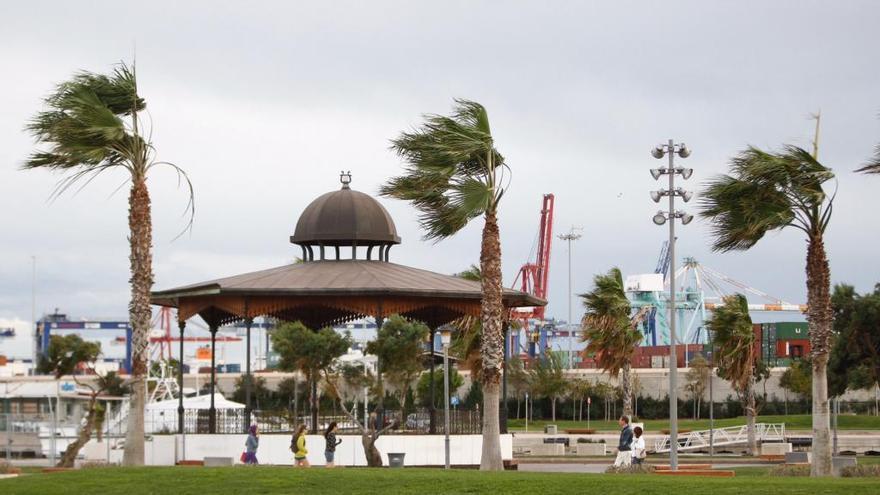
xmin=605 ymin=464 xmax=655 ymax=474
xmin=769 ymin=465 xmax=810 ymax=477
xmin=79 ymin=461 xmax=114 ymax=469
xmin=841 ymin=465 xmax=880 ymax=477
xmin=576 ymin=437 xmax=606 ymax=444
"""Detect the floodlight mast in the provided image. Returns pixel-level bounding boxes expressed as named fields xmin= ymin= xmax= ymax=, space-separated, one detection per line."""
xmin=650 ymin=138 xmax=692 ymax=471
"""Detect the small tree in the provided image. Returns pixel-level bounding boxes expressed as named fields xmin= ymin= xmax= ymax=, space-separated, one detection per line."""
xmin=507 ymin=356 xmax=529 ymax=419
xmin=417 ymin=368 xmax=464 ymax=409
xmin=685 ymin=355 xmax=710 ymax=420
xmin=828 ymin=284 xmax=880 ymax=397
xmin=366 ymin=315 xmax=428 ymax=414
xmin=529 ymin=353 xmax=568 ymax=421
xmin=706 ymin=294 xmax=758 ymax=455
xmin=271 ymin=322 xmax=351 ymax=432
xmin=323 ymin=367 xmax=399 ymax=467
xmin=231 ymin=375 xmax=273 ymax=410
xmin=780 ymin=358 xmax=813 ymax=405
xmin=38 ymin=335 xmax=126 ymax=467
xmin=569 ymin=378 xmax=593 ymax=422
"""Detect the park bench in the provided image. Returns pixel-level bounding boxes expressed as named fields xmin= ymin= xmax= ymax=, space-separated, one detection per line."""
xmin=564 ymin=429 xmax=596 ymax=434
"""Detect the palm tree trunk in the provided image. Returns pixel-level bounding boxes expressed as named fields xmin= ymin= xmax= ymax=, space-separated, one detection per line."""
xmin=551 ymin=398 xmax=556 ymax=422
xmin=479 ymin=211 xmax=504 ymax=471
xmin=746 ymin=378 xmax=757 ymax=456
xmin=806 ymin=234 xmax=833 ymax=476
xmin=123 ymin=178 xmax=152 ymax=466
xmin=621 ymin=362 xmax=633 ymax=418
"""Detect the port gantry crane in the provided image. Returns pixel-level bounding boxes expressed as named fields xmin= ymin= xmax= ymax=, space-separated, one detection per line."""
xmin=510 ymin=194 xmax=555 ymax=356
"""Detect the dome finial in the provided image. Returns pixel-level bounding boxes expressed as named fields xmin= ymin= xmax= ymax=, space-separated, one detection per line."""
xmin=340 ymin=170 xmax=352 ymax=189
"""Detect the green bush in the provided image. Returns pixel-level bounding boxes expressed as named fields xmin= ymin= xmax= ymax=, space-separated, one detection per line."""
xmin=605 ymin=464 xmax=655 ymax=474
xmin=576 ymin=437 xmax=605 ymax=443
xmin=840 ymin=465 xmax=880 ymax=477
xmin=769 ymin=465 xmax=810 ymax=477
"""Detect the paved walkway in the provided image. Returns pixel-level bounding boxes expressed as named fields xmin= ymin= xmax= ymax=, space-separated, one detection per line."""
xmin=518 ymin=462 xmax=770 ymax=474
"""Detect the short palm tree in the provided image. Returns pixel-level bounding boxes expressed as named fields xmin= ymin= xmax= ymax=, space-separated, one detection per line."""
xmin=24 ymin=63 xmax=193 ymax=466
xmin=381 ymin=99 xmax=508 ymax=471
xmin=580 ymin=267 xmax=648 ymax=418
xmin=699 ymin=145 xmax=834 ymax=475
xmin=705 ymin=294 xmax=758 ymax=455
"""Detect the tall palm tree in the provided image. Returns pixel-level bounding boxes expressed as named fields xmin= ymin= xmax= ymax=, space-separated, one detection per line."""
xmin=24 ymin=63 xmax=193 ymax=466
xmin=699 ymin=145 xmax=834 ymax=475
xmin=705 ymin=294 xmax=758 ymax=455
xmin=381 ymin=99 xmax=508 ymax=471
xmin=580 ymin=267 xmax=648 ymax=418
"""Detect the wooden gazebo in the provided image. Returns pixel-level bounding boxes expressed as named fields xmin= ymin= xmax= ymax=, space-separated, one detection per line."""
xmin=151 ymin=172 xmax=544 ymax=433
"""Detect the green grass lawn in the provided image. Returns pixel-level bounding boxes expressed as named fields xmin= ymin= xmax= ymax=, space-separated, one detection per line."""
xmin=4 ymin=466 xmax=880 ymax=495
xmin=507 ymin=414 xmax=880 ymax=432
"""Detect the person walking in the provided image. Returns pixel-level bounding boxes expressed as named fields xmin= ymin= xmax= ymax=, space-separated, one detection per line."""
xmin=244 ymin=424 xmax=260 ymax=465
xmin=613 ymin=415 xmax=633 ymax=468
xmin=291 ymin=424 xmax=310 ymax=467
xmin=631 ymin=426 xmax=646 ymax=465
xmin=324 ymin=421 xmax=343 ymax=468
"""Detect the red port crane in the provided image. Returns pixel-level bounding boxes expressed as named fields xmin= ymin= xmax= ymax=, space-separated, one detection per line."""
xmin=511 ymin=194 xmax=555 ymax=330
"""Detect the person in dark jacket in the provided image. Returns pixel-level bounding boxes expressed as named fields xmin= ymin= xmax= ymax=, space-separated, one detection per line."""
xmin=613 ymin=415 xmax=633 ymax=467
xmin=324 ymin=421 xmax=343 ymax=467
xmin=244 ymin=424 xmax=259 ymax=464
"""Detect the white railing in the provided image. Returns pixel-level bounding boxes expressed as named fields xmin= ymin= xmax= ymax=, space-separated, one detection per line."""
xmin=653 ymin=423 xmax=785 ymax=452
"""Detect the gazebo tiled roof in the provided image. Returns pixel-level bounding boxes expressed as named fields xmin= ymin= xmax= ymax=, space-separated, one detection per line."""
xmin=152 ymin=173 xmax=544 ymax=329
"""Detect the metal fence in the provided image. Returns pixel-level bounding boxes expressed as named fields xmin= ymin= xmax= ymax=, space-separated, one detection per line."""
xmin=174 ymin=407 xmax=482 ymax=435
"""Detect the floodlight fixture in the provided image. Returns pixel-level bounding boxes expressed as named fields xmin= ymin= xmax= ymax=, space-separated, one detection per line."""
xmin=678 ymin=144 xmax=691 ymax=158
xmin=680 ymin=212 xmax=694 ymax=225
xmin=653 ymin=212 xmax=667 ymax=225
xmin=652 ymin=146 xmax=665 ymax=159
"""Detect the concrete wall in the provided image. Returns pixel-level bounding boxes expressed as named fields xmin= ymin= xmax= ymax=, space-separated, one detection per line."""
xmin=82 ymin=433 xmax=512 ymax=467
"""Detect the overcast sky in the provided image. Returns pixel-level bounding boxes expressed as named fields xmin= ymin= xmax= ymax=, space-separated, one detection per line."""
xmin=1 ymin=1 xmax=878 ymax=338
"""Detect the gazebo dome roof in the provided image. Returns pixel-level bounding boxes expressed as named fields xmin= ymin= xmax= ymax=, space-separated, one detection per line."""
xmin=290 ymin=172 xmax=401 ymax=248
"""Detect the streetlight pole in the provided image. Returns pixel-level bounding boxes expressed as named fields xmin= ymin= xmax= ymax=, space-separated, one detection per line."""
xmin=441 ymin=329 xmax=451 ymax=470
xmin=650 ymin=139 xmax=694 ymax=471
xmin=558 ymin=228 xmax=582 ymax=369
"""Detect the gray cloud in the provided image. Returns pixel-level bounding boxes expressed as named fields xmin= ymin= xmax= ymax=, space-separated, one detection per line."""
xmin=1 ymin=1 xmax=878 ymax=336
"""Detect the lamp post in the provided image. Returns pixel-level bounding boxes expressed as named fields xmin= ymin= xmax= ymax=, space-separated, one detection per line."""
xmin=440 ymin=329 xmax=452 ymax=469
xmin=558 ymin=228 xmax=582 ymax=369
xmin=650 ymin=139 xmax=693 ymax=471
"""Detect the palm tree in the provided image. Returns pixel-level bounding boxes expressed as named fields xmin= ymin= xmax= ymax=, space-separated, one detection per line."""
xmin=381 ymin=99 xmax=508 ymax=471
xmin=580 ymin=267 xmax=649 ymax=418
xmin=706 ymin=294 xmax=758 ymax=454
xmin=699 ymin=145 xmax=834 ymax=475
xmin=23 ymin=63 xmax=193 ymax=466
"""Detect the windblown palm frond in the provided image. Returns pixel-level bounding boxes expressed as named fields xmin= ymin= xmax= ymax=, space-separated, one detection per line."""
xmin=706 ymin=294 xmax=755 ymax=392
xmin=856 ymin=143 xmax=880 ymax=174
xmin=699 ymin=145 xmax=834 ymax=252
xmin=381 ymin=99 xmax=505 ymax=240
xmin=580 ymin=267 xmax=643 ymax=377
